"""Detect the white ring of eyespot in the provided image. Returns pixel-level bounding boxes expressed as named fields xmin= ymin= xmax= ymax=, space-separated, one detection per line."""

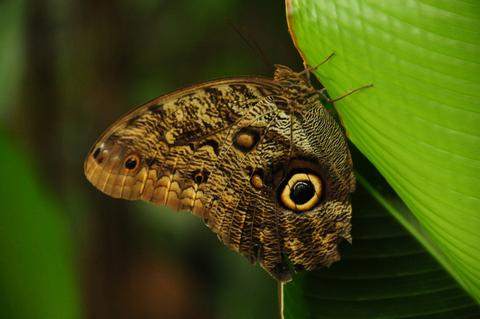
xmin=280 ymin=172 xmax=322 ymax=212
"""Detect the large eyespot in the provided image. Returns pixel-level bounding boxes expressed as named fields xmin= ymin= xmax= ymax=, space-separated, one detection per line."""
xmin=124 ymin=154 xmax=140 ymax=170
xmin=280 ymin=172 xmax=322 ymax=212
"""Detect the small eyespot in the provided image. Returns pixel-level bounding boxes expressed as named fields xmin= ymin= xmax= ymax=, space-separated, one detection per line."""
xmin=124 ymin=154 xmax=140 ymax=170
xmin=194 ymin=172 xmax=204 ymax=184
xmin=250 ymin=168 xmax=265 ymax=190
xmin=280 ymin=172 xmax=322 ymax=212
xmin=193 ymin=169 xmax=209 ymax=184
xmin=250 ymin=174 xmax=264 ymax=189
xmin=233 ymin=127 xmax=261 ymax=153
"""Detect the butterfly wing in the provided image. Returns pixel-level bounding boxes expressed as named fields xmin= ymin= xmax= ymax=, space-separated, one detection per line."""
xmin=85 ymin=77 xmax=279 ymax=209
xmin=85 ymin=72 xmax=354 ymax=282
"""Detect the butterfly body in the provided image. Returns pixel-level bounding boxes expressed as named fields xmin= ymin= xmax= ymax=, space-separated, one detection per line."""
xmin=85 ymin=65 xmax=355 ymax=282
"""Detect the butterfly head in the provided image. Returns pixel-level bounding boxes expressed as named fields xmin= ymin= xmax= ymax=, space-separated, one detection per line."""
xmin=273 ymin=64 xmax=318 ymax=108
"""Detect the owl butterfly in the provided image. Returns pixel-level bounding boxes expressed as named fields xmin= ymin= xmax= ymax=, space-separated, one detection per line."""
xmin=84 ymin=64 xmax=357 ymax=282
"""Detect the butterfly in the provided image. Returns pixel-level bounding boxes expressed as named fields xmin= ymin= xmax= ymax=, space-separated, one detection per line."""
xmin=84 ymin=63 xmax=356 ymax=282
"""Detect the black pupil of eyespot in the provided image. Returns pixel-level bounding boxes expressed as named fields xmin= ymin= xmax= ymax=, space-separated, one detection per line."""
xmin=93 ymin=147 xmax=100 ymax=159
xmin=290 ymin=181 xmax=315 ymax=205
xmin=125 ymin=157 xmax=137 ymax=169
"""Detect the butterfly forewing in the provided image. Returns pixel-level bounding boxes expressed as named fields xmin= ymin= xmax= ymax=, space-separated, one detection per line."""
xmin=85 ymin=77 xmax=279 ymax=205
xmin=84 ymin=66 xmax=355 ymax=282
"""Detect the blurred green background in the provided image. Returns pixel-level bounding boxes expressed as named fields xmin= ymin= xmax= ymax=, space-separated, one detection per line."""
xmin=0 ymin=1 xmax=303 ymax=318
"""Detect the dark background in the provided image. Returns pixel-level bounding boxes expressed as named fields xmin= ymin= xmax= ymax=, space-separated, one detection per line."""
xmin=0 ymin=1 xmax=303 ymax=318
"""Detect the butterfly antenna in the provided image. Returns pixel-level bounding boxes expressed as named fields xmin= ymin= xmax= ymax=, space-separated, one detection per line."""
xmin=327 ymin=83 xmax=374 ymax=103
xmin=299 ymin=52 xmax=336 ymax=76
xmin=225 ymin=18 xmax=272 ymax=72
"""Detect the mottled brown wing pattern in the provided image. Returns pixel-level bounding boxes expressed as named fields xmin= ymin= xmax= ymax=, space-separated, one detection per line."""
xmin=84 ymin=66 xmax=355 ymax=282
xmin=85 ymin=78 xmax=278 ymax=209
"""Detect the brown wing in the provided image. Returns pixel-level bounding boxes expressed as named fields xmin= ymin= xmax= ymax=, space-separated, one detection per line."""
xmin=84 ymin=76 xmax=280 ymax=208
xmin=83 ymin=77 xmax=286 ymax=265
xmin=84 ymin=69 xmax=354 ymax=282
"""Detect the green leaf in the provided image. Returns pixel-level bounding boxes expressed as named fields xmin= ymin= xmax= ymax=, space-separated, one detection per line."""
xmin=285 ymin=0 xmax=480 ymax=316
xmin=0 ymin=134 xmax=82 ymax=319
